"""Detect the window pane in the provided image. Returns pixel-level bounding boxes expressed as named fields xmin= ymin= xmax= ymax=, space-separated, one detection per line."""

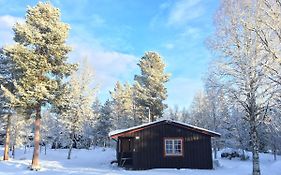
xmin=165 ymin=139 xmax=182 ymax=156
xmin=165 ymin=139 xmax=173 ymax=154
xmin=165 ymin=140 xmax=173 ymax=145
xmin=166 ymin=148 xmax=173 ymax=154
xmin=166 ymin=144 xmax=173 ymax=150
xmin=174 ymin=143 xmax=181 ymax=150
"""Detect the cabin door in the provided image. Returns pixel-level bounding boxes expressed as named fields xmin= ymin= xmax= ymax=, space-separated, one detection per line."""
xmin=119 ymin=137 xmax=134 ymax=167
xmin=120 ymin=137 xmax=134 ymax=152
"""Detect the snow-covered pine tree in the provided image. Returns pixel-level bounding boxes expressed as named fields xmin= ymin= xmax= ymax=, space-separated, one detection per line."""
xmin=86 ymin=98 xmax=102 ymax=148
xmin=167 ymin=105 xmax=180 ymax=121
xmin=0 ymin=49 xmax=22 ymax=161
xmin=94 ymin=100 xmax=113 ymax=147
xmin=163 ymin=106 xmax=190 ymax=123
xmin=110 ymin=81 xmax=135 ymax=129
xmin=56 ymin=59 xmax=96 ymax=159
xmin=134 ymin=52 xmax=170 ymax=123
xmin=79 ymin=98 xmax=102 ymax=149
xmin=189 ymin=91 xmax=210 ymax=128
xmin=1 ymin=2 xmax=76 ymax=169
xmin=180 ymin=107 xmax=190 ymax=123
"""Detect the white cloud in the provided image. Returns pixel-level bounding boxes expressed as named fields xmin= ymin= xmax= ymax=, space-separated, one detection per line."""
xmin=159 ymin=2 xmax=171 ymax=10
xmin=163 ymin=43 xmax=174 ymax=50
xmin=167 ymin=0 xmax=204 ymax=26
xmin=90 ymin=14 xmax=105 ymax=27
xmin=0 ymin=14 xmax=137 ymax=103
xmin=0 ymin=15 xmax=23 ymax=29
xmin=180 ymin=26 xmax=201 ymax=38
xmin=0 ymin=15 xmax=24 ymax=45
xmin=161 ymin=26 xmax=202 ymax=54
xmin=166 ymin=77 xmax=203 ymax=108
xmin=150 ymin=0 xmax=205 ymax=30
xmin=69 ymin=41 xmax=138 ymax=101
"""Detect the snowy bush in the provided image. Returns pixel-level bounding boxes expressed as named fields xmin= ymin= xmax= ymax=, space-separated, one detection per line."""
xmin=221 ymin=148 xmax=249 ymax=160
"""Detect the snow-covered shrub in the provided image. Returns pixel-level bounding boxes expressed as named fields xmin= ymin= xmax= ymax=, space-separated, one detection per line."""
xmin=221 ymin=148 xmax=249 ymax=160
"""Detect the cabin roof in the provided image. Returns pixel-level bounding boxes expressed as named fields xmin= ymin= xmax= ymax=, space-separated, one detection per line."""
xmin=109 ymin=119 xmax=221 ymax=138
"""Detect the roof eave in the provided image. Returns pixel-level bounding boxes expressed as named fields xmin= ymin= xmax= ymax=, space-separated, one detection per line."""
xmin=109 ymin=119 xmax=221 ymax=138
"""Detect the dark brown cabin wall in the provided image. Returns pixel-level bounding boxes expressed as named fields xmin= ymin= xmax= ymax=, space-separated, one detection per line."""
xmin=116 ymin=121 xmax=214 ymax=170
xmin=205 ymin=137 xmax=211 ymax=168
xmin=162 ymin=123 xmax=185 ymax=168
xmin=189 ymin=134 xmax=212 ymax=169
xmin=116 ymin=139 xmax=120 ymax=166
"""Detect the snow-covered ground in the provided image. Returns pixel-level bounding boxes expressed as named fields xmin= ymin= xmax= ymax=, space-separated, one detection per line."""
xmin=0 ymin=146 xmax=280 ymax=175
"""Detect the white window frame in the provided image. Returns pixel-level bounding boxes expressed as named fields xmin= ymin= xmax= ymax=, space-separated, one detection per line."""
xmin=164 ymin=138 xmax=183 ymax=156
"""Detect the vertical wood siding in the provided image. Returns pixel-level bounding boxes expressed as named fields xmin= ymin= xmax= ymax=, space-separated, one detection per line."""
xmin=118 ymin=122 xmax=213 ymax=170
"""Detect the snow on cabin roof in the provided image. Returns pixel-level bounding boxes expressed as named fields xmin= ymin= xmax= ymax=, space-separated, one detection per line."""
xmin=108 ymin=119 xmax=221 ymax=138
xmin=108 ymin=119 xmax=162 ymax=137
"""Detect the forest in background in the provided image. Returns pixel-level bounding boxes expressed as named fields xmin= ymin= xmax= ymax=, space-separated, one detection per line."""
xmin=0 ymin=1 xmax=280 ymax=175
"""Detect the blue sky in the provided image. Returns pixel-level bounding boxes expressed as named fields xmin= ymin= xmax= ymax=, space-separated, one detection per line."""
xmin=0 ymin=0 xmax=219 ymax=109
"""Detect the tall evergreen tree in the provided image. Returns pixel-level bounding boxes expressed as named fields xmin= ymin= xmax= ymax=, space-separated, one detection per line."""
xmin=189 ymin=91 xmax=210 ymax=128
xmin=2 ymin=2 xmax=76 ymax=170
xmin=180 ymin=107 xmax=190 ymax=123
xmin=0 ymin=49 xmax=22 ymax=160
xmin=110 ymin=81 xmax=135 ymax=129
xmin=134 ymin=52 xmax=170 ymax=122
xmin=94 ymin=100 xmax=113 ymax=147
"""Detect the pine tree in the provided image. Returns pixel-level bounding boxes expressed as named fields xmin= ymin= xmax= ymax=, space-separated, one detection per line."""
xmin=94 ymin=100 xmax=113 ymax=147
xmin=167 ymin=105 xmax=180 ymax=121
xmin=110 ymin=81 xmax=135 ymax=129
xmin=134 ymin=52 xmax=170 ymax=122
xmin=0 ymin=49 xmax=22 ymax=161
xmin=180 ymin=107 xmax=190 ymax=123
xmin=1 ymin=2 xmax=76 ymax=169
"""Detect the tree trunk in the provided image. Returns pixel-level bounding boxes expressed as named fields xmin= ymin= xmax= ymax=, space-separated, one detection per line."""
xmin=12 ymin=145 xmax=15 ymax=159
xmin=24 ymin=145 xmax=27 ymax=154
xmin=273 ymin=142 xmax=277 ymax=161
xmin=44 ymin=144 xmax=47 ymax=155
xmin=250 ymin=121 xmax=261 ymax=175
xmin=3 ymin=114 xmax=11 ymax=161
xmin=55 ymin=141 xmax=58 ymax=150
xmin=273 ymin=139 xmax=277 ymax=161
xmin=67 ymin=140 xmax=73 ymax=160
xmin=214 ymin=146 xmax=218 ymax=159
xmin=213 ymin=111 xmax=217 ymax=159
xmin=31 ymin=106 xmax=41 ymax=170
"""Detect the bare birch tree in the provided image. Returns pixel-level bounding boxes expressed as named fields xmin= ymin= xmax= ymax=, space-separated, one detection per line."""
xmin=209 ymin=1 xmax=279 ymax=174
xmin=56 ymin=58 xmax=96 ymax=159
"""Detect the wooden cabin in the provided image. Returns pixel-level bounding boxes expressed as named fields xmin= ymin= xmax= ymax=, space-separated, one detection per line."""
xmin=109 ymin=119 xmax=220 ymax=170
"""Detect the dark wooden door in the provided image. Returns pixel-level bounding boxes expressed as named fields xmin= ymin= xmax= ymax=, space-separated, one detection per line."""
xmin=120 ymin=138 xmax=134 ymax=152
xmin=119 ymin=137 xmax=134 ymax=167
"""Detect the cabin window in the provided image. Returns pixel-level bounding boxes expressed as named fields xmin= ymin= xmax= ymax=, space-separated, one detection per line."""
xmin=164 ymin=138 xmax=183 ymax=156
